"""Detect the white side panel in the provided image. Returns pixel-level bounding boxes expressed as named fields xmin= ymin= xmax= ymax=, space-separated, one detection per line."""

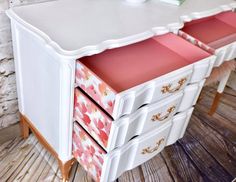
xmin=11 ymin=19 xmax=75 ymax=162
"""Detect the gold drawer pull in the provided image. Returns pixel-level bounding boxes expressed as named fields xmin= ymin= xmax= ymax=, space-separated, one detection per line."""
xmin=161 ymin=78 xmax=187 ymax=94
xmin=151 ymin=106 xmax=176 ymax=122
xmin=141 ymin=138 xmax=165 ymax=154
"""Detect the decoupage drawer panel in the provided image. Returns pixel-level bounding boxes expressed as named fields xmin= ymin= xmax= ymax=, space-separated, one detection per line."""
xmin=180 ymin=11 xmax=236 ymax=66
xmin=76 ymin=33 xmax=215 ymax=120
xmin=73 ymin=108 xmax=194 ymax=182
xmin=74 ymin=80 xmax=205 ymax=152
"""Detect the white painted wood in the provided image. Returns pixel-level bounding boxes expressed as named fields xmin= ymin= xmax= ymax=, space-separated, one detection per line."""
xmin=166 ymin=107 xmax=194 ymax=146
xmin=217 ymin=69 xmax=232 ymax=93
xmin=6 ymin=0 xmax=236 ymax=178
xmin=214 ymin=42 xmax=236 ymax=66
xmin=178 ymin=79 xmax=205 ymax=112
xmin=10 ymin=18 xmax=75 ymax=162
xmin=227 ymin=71 xmax=236 ymax=90
xmin=113 ymin=55 xmax=215 ymax=119
xmin=108 ymin=92 xmax=183 ymax=151
xmin=100 ymin=108 xmax=194 ymax=182
xmin=6 ymin=0 xmax=236 ymax=59
xmin=108 ymin=81 xmax=205 ymax=151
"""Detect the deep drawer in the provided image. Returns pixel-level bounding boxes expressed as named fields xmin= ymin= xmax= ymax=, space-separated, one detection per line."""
xmin=180 ymin=11 xmax=236 ymax=66
xmin=72 ymin=108 xmax=194 ymax=182
xmin=76 ymin=33 xmax=215 ymax=119
xmin=74 ymin=79 xmax=205 ymax=152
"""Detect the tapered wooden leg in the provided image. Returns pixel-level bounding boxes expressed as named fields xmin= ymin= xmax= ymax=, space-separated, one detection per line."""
xmin=208 ymin=70 xmax=231 ymax=116
xmin=208 ymin=92 xmax=223 ymax=116
xmin=20 ymin=115 xmax=30 ymax=139
xmin=58 ymin=158 xmax=76 ymax=181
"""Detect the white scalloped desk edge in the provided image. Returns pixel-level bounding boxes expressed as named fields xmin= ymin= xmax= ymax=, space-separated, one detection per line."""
xmin=5 ymin=2 xmax=236 ymax=59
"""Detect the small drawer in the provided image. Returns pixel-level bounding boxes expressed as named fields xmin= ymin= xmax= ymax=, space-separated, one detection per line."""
xmin=74 ymin=79 xmax=205 ymax=152
xmin=73 ymin=108 xmax=194 ymax=182
xmin=76 ymin=33 xmax=215 ymax=119
xmin=180 ymin=11 xmax=236 ymax=66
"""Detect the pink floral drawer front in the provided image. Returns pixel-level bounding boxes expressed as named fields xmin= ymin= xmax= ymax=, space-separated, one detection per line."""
xmin=73 ymin=122 xmax=106 ymax=181
xmin=74 ymin=81 xmax=204 ymax=152
xmin=76 ymin=33 xmax=214 ymax=120
xmin=73 ymin=118 xmax=173 ymax=182
xmin=180 ymin=11 xmax=236 ymax=66
xmin=73 ymin=108 xmax=193 ymax=181
xmin=74 ymin=88 xmax=112 ymax=149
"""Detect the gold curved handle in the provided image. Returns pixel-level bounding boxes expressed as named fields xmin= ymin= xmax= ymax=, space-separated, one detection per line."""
xmin=161 ymin=78 xmax=187 ymax=94
xmin=151 ymin=106 xmax=176 ymax=122
xmin=142 ymin=138 xmax=165 ymax=154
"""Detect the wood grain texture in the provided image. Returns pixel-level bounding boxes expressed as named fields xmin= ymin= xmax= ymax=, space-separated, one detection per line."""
xmin=161 ymin=143 xmax=206 ymax=182
xmin=0 ymin=86 xmax=235 ymax=182
xmin=0 ymin=123 xmax=21 ymax=144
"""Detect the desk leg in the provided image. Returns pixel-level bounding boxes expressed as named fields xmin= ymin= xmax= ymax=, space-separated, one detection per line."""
xmin=59 ymin=159 xmax=76 ymax=182
xmin=209 ymin=70 xmax=231 ymax=115
xmin=20 ymin=114 xmax=30 ymax=139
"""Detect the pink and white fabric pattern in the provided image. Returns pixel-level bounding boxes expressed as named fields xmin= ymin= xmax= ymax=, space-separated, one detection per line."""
xmin=75 ymin=62 xmax=116 ymax=116
xmin=73 ymin=122 xmax=106 ymax=182
xmin=178 ymin=30 xmax=215 ymax=55
xmin=74 ymin=89 xmax=112 ymax=149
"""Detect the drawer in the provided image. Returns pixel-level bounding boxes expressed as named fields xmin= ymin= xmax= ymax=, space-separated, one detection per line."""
xmin=72 ymin=108 xmax=194 ymax=182
xmin=180 ymin=11 xmax=236 ymax=66
xmin=73 ymin=79 xmax=205 ymax=152
xmin=76 ymin=33 xmax=215 ymax=120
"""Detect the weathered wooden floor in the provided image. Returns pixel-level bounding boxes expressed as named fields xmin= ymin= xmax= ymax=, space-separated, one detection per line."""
xmin=0 ymin=86 xmax=236 ymax=182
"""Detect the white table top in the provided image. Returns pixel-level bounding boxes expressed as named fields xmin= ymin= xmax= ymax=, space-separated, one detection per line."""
xmin=6 ymin=0 xmax=236 ymax=58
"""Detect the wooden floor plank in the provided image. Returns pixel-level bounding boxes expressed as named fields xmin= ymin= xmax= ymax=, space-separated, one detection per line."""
xmin=18 ymin=143 xmax=47 ymax=181
xmin=179 ymin=132 xmax=234 ymax=182
xmin=29 ymin=151 xmax=52 ymax=181
xmin=37 ymin=155 xmax=59 ymax=181
xmin=72 ymin=164 xmax=94 ymax=182
xmin=0 ymin=138 xmax=24 ymax=161
xmin=0 ymin=135 xmax=36 ymax=177
xmin=199 ymin=88 xmax=236 ymax=123
xmin=9 ymin=144 xmax=43 ymax=181
xmin=194 ymin=105 xmax=236 ymax=145
xmin=161 ymin=143 xmax=206 ymax=182
xmin=187 ymin=114 xmax=236 ymax=176
xmin=140 ymin=154 xmax=173 ymax=182
xmin=118 ymin=166 xmax=144 ymax=182
xmin=0 ymin=138 xmax=39 ymax=181
xmin=203 ymin=86 xmax=236 ymax=109
xmin=0 ymin=123 xmax=21 ymax=145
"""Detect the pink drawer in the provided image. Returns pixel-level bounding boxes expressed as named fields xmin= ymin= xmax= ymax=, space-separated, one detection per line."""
xmin=73 ymin=120 xmax=170 ymax=182
xmin=76 ymin=33 xmax=215 ymax=119
xmin=73 ymin=108 xmax=194 ymax=182
xmin=180 ymin=11 xmax=236 ymax=66
xmin=73 ymin=122 xmax=106 ymax=181
xmin=74 ymin=80 xmax=204 ymax=152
